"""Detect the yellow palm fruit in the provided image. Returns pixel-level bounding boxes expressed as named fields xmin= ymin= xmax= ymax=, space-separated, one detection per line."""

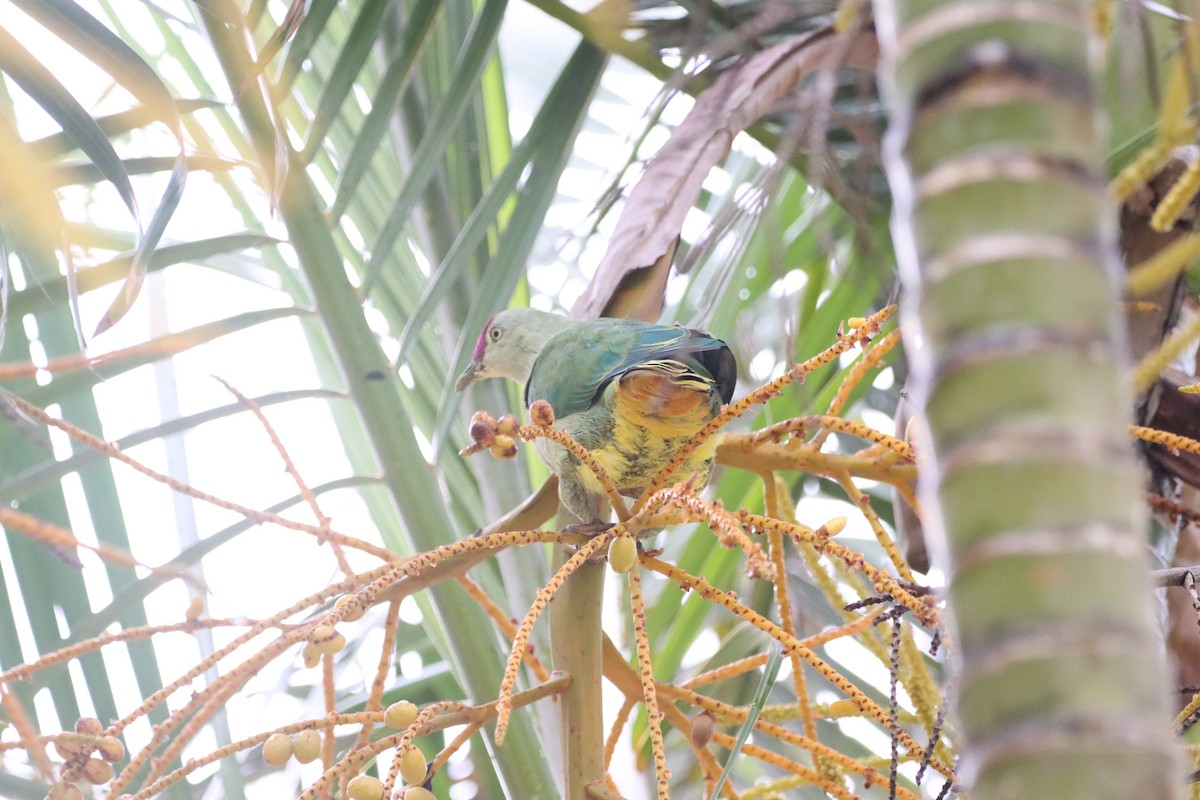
xmin=74 ymin=718 xmax=103 ymax=736
xmin=489 ymin=434 xmax=518 ymax=460
xmin=292 ymin=730 xmax=322 ymax=764
xmin=309 ymin=625 xmax=346 ymax=655
xmin=97 ymin=736 xmax=125 ymax=763
xmin=608 ymin=535 xmax=637 ymax=574
xmin=335 ymin=594 xmax=366 ymax=622
xmin=821 ymin=517 xmax=848 ymax=537
xmin=468 ymin=410 xmax=497 ymax=446
xmin=262 ymin=733 xmax=293 ymax=767
xmin=347 ymin=775 xmax=385 ymax=800
xmin=828 ymin=699 xmax=860 ymax=716
xmin=529 ymin=399 xmax=555 ymax=426
xmin=47 ymin=784 xmax=83 ymax=800
xmin=80 ymin=757 xmax=114 ymax=784
xmin=185 ymin=596 xmax=205 ymax=620
xmin=52 ymin=737 xmax=85 ymax=760
xmin=399 ymin=747 xmax=428 ymax=785
xmin=385 ymin=700 xmax=419 ymax=729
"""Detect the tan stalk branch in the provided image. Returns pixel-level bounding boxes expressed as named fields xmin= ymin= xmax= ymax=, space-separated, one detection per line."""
xmin=719 ymin=438 xmax=918 ymax=486
xmin=641 ymin=556 xmax=951 ymax=779
xmin=0 ymin=618 xmax=258 ymax=686
xmin=495 ymin=528 xmax=617 ymax=744
xmin=628 ymin=566 xmax=670 ymax=799
xmin=0 ymin=689 xmax=53 ymax=781
xmin=456 ymin=574 xmax=551 ymax=682
xmin=659 ymin=682 xmax=923 ymax=800
xmin=131 ymin=681 xmax=579 ymax=800
xmin=749 ymin=414 xmax=914 ymax=460
xmin=353 ymin=599 xmax=401 ymax=753
xmin=4 ymin=393 xmax=397 ymax=561
xmin=762 ymin=473 xmax=819 ymax=746
xmin=0 ymin=506 xmax=194 ymax=583
xmin=809 ymin=328 xmax=903 ymax=450
xmin=633 ymin=306 xmax=895 ymax=511
xmin=833 ymin=469 xmax=915 ymax=582
xmin=214 ymin=376 xmax=354 ymax=578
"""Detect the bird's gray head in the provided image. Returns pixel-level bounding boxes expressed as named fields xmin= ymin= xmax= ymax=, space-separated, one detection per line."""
xmin=454 ymin=308 xmax=572 ymax=392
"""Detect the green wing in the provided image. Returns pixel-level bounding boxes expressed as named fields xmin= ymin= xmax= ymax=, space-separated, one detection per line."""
xmin=525 ymin=319 xmax=735 ymax=418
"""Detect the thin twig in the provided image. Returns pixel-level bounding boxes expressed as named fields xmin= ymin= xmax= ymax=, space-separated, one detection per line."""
xmin=214 ymin=376 xmax=354 ymax=578
xmin=4 ymin=393 xmax=396 ymax=561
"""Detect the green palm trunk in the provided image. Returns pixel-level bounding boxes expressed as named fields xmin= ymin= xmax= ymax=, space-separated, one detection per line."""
xmin=874 ymin=1 xmax=1180 ymax=798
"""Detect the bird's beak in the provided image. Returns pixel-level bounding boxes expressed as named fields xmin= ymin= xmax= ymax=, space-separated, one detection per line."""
xmin=455 ymin=360 xmax=484 ymax=392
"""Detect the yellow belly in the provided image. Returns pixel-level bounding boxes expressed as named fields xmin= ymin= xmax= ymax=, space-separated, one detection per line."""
xmin=543 ymin=365 xmax=725 ymax=516
xmin=577 ymin=403 xmax=722 ymax=498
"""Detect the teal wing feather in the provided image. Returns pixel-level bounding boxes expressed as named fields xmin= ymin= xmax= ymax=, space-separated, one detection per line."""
xmin=525 ymin=319 xmax=733 ymax=418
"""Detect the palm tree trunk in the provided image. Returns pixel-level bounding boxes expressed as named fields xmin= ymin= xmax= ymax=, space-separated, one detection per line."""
xmin=873 ymin=1 xmax=1181 ymax=797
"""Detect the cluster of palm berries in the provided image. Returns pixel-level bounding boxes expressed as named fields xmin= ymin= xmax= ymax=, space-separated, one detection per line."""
xmin=300 ymin=594 xmax=366 ymax=666
xmin=261 ymin=729 xmax=323 ymax=768
xmin=46 ymin=717 xmax=125 ymax=799
xmin=346 ymin=738 xmax=432 ymax=800
xmin=275 ymin=595 xmax=434 ymax=796
xmin=466 ymin=400 xmax=555 ymax=460
xmin=346 ymin=775 xmax=434 ymax=800
xmin=467 ymin=411 xmax=521 ymax=460
xmin=260 ymin=698 xmax=433 ymax=799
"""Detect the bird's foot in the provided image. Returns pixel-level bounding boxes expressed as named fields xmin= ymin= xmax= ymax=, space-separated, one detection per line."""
xmin=561 ymin=521 xmax=614 ymax=536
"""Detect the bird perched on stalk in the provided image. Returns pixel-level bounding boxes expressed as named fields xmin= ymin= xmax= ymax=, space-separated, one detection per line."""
xmin=455 ymin=308 xmax=737 ymax=527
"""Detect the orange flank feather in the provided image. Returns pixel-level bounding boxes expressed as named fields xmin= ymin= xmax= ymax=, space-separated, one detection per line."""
xmin=617 ymin=369 xmax=708 ymax=417
xmin=567 ymin=359 xmax=725 ymax=502
xmin=613 ymin=360 xmax=716 ymax=438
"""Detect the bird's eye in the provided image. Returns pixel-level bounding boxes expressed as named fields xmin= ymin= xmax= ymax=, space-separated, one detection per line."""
xmin=489 ymin=327 xmax=503 ymax=342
